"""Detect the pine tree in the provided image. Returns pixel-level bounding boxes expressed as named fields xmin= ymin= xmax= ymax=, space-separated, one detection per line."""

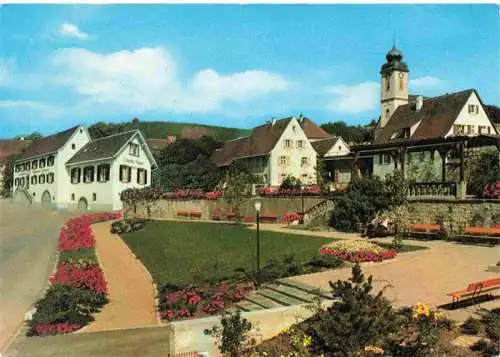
xmin=308 ymin=263 xmax=397 ymax=357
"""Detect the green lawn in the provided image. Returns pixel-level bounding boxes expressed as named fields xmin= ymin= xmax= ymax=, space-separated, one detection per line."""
xmin=121 ymin=221 xmax=333 ymax=286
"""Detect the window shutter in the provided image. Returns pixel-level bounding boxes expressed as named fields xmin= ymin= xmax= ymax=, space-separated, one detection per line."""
xmin=144 ymin=170 xmax=148 ymax=185
xmin=105 ymin=165 xmax=110 ymax=181
xmin=119 ymin=165 xmax=123 ymax=182
xmin=137 ymin=169 xmax=140 ymax=183
xmin=128 ymin=167 xmax=131 ymax=183
xmin=97 ymin=165 xmax=101 ymax=182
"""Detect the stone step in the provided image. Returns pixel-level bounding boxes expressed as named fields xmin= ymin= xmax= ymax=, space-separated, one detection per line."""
xmin=245 ymin=293 xmax=286 ymax=309
xmin=256 ymin=289 xmax=305 ymax=306
xmin=276 ymin=278 xmax=333 ymax=299
xmin=234 ymin=300 xmax=265 ymax=312
xmin=267 ymin=283 xmax=317 ymax=303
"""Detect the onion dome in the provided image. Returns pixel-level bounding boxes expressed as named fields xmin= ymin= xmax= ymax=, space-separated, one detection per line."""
xmin=380 ymin=45 xmax=409 ymax=74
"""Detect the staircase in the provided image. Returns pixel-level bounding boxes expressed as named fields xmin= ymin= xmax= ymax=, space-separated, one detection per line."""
xmin=228 ymin=279 xmax=334 ymax=313
xmin=302 ymin=199 xmax=335 ymax=226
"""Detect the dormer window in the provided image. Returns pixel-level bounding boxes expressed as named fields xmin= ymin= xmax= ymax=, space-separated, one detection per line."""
xmin=72 ymin=144 xmax=76 ymax=150
xmin=39 ymin=158 xmax=46 ymax=168
xmin=32 ymin=160 xmax=38 ymax=170
xmin=403 ymin=128 xmax=411 ymax=138
xmin=47 ymin=156 xmax=55 ymax=166
xmin=129 ymin=143 xmax=140 ymax=157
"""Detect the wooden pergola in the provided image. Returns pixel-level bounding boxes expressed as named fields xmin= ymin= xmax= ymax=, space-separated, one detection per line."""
xmin=347 ymin=135 xmax=500 ymax=198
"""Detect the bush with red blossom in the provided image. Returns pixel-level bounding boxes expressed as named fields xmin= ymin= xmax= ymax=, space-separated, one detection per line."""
xmin=159 ymin=281 xmax=247 ymax=321
xmin=283 ymin=211 xmax=301 ymax=224
xmin=259 ymin=185 xmax=322 ymax=197
xmin=28 ymin=212 xmax=119 ymax=337
xmin=480 ymin=182 xmax=500 ymax=199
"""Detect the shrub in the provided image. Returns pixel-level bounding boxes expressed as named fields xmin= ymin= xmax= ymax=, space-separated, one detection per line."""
xmin=461 ymin=316 xmax=483 ymax=335
xmin=478 ymin=308 xmax=500 ymax=342
xmin=110 ymin=219 xmax=147 ymax=235
xmin=319 ymin=240 xmax=397 ymax=263
xmin=280 ymin=176 xmax=302 ymax=190
xmin=306 ymin=254 xmax=344 ymax=270
xmin=307 ymin=264 xmax=398 ymax=356
xmin=204 ymin=309 xmax=254 ymax=357
xmin=283 ymin=211 xmax=301 ymax=225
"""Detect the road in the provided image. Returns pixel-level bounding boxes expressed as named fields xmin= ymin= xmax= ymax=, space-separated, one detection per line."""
xmin=0 ymin=200 xmax=75 ymax=354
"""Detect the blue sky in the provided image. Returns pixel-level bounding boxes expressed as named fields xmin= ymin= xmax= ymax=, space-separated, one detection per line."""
xmin=0 ymin=4 xmax=498 ymax=138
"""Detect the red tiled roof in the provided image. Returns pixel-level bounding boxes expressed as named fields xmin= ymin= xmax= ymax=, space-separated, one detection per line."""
xmin=311 ymin=137 xmax=341 ymax=157
xmin=17 ymin=126 xmax=80 ymax=161
xmin=0 ymin=139 xmax=33 ymax=165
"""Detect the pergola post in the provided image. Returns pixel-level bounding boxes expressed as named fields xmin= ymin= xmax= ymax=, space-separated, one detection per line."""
xmin=458 ymin=142 xmax=467 ymax=199
xmin=351 ymin=154 xmax=362 ymax=181
xmin=391 ymin=150 xmax=400 ymax=171
xmin=438 ymin=148 xmax=449 ymax=182
xmin=399 ymin=148 xmax=406 ymax=179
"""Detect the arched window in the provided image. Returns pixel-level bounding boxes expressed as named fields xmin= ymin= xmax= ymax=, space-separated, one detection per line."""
xmin=47 ymin=173 xmax=54 ymax=184
xmin=39 ymin=174 xmax=46 ymax=184
xmin=31 ymin=175 xmax=37 ymax=185
xmin=385 ymin=74 xmax=390 ymax=91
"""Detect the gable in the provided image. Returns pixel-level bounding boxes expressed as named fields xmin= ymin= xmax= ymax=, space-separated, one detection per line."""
xmin=270 ymin=117 xmax=313 ymax=154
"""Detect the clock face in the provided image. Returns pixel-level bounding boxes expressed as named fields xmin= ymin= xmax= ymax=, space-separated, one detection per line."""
xmin=398 ymin=72 xmax=404 ymax=79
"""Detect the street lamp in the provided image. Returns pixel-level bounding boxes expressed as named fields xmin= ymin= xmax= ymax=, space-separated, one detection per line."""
xmin=254 ymin=198 xmax=262 ymax=289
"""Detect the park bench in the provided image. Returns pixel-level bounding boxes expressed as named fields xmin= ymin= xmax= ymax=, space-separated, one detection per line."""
xmin=259 ymin=213 xmax=278 ymax=223
xmin=407 ymin=223 xmax=441 ymax=239
xmin=457 ymin=227 xmax=500 ymax=246
xmin=176 ymin=210 xmax=202 ymax=219
xmin=447 ymin=277 xmax=500 ymax=307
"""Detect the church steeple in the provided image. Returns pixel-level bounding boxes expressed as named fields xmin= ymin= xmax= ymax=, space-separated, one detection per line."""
xmin=379 ymin=45 xmax=410 ymax=128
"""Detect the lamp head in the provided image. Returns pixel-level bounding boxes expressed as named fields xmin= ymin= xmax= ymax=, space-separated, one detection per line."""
xmin=254 ymin=199 xmax=262 ymax=213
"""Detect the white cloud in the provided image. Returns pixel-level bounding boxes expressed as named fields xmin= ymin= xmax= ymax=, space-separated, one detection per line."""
xmin=410 ymin=76 xmax=445 ymax=89
xmin=0 ymin=100 xmax=63 ymax=117
xmin=325 ymin=81 xmax=379 ymax=114
xmin=51 ymin=47 xmax=291 ymax=113
xmin=59 ymin=23 xmax=88 ymax=39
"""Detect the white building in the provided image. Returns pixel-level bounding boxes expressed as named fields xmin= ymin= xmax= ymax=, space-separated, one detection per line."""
xmin=12 ymin=126 xmax=157 ymax=211
xmin=212 ymin=116 xmax=331 ymax=187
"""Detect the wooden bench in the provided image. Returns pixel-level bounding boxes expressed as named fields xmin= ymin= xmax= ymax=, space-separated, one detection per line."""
xmin=457 ymin=227 xmax=500 ymax=246
xmin=259 ymin=213 xmax=278 ymax=223
xmin=447 ymin=277 xmax=500 ymax=307
xmin=407 ymin=224 xmax=441 ymax=239
xmin=176 ymin=210 xmax=202 ymax=219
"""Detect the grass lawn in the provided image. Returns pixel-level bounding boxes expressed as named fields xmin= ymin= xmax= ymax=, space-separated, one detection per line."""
xmin=121 ymin=221 xmax=333 ymax=287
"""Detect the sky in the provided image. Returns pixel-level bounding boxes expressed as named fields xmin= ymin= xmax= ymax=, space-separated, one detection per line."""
xmin=0 ymin=4 xmax=498 ymax=138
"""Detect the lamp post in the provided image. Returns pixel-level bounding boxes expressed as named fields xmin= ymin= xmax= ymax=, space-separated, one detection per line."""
xmin=254 ymin=198 xmax=262 ymax=289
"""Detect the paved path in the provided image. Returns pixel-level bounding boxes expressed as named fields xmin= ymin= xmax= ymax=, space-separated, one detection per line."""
xmin=0 ymin=200 xmax=75 ymax=354
xmin=81 ymin=221 xmax=158 ymax=332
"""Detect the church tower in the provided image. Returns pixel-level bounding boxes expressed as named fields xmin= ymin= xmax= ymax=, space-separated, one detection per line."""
xmin=379 ymin=46 xmax=409 ymax=128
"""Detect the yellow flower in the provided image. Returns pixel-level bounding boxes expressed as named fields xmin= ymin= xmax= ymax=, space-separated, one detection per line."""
xmin=303 ymin=335 xmax=312 ymax=347
xmin=364 ymin=345 xmax=384 ymax=355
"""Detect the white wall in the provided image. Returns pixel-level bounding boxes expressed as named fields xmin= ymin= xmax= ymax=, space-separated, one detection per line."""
xmin=54 ymin=127 xmax=92 ymax=207
xmin=269 ymin=118 xmax=317 ymax=186
xmin=111 ymin=136 xmax=153 ymax=210
xmin=323 ymin=138 xmax=350 ymax=157
xmin=445 ymin=92 xmax=497 ymax=137
xmin=13 ymin=157 xmax=57 ymax=205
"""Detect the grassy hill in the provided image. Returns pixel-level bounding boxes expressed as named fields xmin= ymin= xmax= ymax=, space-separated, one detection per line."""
xmin=88 ymin=120 xmax=251 ymax=142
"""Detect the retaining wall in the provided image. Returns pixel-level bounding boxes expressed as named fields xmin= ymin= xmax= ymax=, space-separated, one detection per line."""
xmin=125 ymin=196 xmax=325 ymax=221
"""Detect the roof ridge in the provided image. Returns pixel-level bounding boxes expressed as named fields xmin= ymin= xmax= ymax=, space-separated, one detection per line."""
xmin=424 ymin=88 xmax=474 ymax=102
xmin=90 ymin=129 xmax=138 ymax=142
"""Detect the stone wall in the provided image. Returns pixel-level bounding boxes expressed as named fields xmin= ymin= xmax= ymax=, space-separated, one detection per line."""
xmin=125 ymin=196 xmax=326 ymax=221
xmin=395 ymin=199 xmax=500 ymax=236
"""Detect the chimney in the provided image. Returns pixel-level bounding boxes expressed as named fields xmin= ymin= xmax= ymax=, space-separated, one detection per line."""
xmin=415 ymin=96 xmax=423 ymax=111
xmin=271 ymin=117 xmax=276 ymax=126
xmin=19 ymin=137 xmax=24 ymax=141
xmin=298 ymin=113 xmax=304 ymax=123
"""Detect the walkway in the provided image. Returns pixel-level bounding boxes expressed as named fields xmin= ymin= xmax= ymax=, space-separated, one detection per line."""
xmin=81 ymin=221 xmax=158 ymax=332
xmin=0 ymin=200 xmax=75 ymax=354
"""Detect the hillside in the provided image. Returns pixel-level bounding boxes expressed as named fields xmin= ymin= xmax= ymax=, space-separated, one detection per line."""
xmin=88 ymin=120 xmax=251 ymax=142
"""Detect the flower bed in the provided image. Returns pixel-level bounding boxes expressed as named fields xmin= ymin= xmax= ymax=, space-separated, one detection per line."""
xmin=320 ymin=240 xmax=397 ymax=263
xmin=259 ymin=185 xmax=321 ymax=197
xmin=28 ymin=211 xmax=121 ymax=337
xmin=283 ymin=211 xmax=301 ymax=224
xmin=159 ymin=281 xmax=247 ymax=321
xmin=121 ymin=186 xmax=222 ymax=203
xmin=480 ymin=182 xmax=500 ymax=199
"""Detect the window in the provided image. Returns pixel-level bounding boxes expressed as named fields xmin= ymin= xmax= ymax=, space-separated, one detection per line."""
xmin=467 ymin=125 xmax=474 ymax=135
xmin=33 ymin=192 xmax=35 ymax=197
xmin=292 ymin=125 xmax=296 ymax=132
xmin=279 ymin=156 xmax=288 ymax=166
xmin=385 ymin=74 xmax=390 ymax=91
xmin=453 ymin=124 xmax=466 ymax=135
xmin=32 ymin=160 xmax=38 ymax=170
xmin=71 ymin=168 xmax=81 ymax=184
xmin=379 ymin=153 xmax=391 ymax=165
xmin=14 ymin=178 xmax=18 ymax=187
xmin=39 ymin=174 xmax=45 ymax=184
xmin=280 ymin=173 xmax=287 ymax=182
xmin=385 ymin=108 xmax=390 ymax=120
xmin=338 ymin=146 xmax=342 ymax=151
xmin=25 ymin=162 xmax=31 ymax=170
xmin=137 ymin=168 xmax=147 ymax=185
xmin=476 ymin=105 xmax=479 ymax=114
xmin=15 ymin=165 xmax=20 ymax=173
xmin=71 ymin=144 xmax=76 ymax=150
xmin=83 ymin=166 xmax=95 ymax=183
xmin=297 ymin=140 xmax=304 ymax=149
xmin=47 ymin=173 xmax=54 ymax=184
xmin=39 ymin=158 xmax=46 ymax=168
xmin=119 ymin=165 xmax=131 ymax=183
xmin=20 ymin=177 xmax=25 ymax=187
xmin=479 ymin=126 xmax=486 ymax=134
xmin=31 ymin=176 xmax=37 ymax=185
xmin=129 ymin=143 xmax=140 ymax=157
xmin=92 ymin=193 xmax=97 ymax=201
xmin=71 ymin=193 xmax=75 ymax=201
xmin=302 ymin=173 xmax=308 ymax=180
xmin=47 ymin=156 xmax=55 ymax=166
xmin=403 ymin=127 xmax=411 ymax=138
xmin=97 ymin=164 xmax=110 ymax=182
xmin=399 ymin=77 xmax=404 ymax=90
xmin=301 ymin=157 xmax=308 ymax=167
xmin=284 ymin=139 xmax=291 ymax=148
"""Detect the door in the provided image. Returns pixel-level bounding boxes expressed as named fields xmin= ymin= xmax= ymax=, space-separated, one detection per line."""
xmin=41 ymin=191 xmax=51 ymax=208
xmin=78 ymin=197 xmax=88 ymax=212
xmin=13 ymin=189 xmax=31 ymax=206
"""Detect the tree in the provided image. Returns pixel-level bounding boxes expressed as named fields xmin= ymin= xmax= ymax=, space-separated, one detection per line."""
xmin=157 ymin=136 xmax=222 ymax=167
xmin=1 ymin=155 xmax=17 ymax=197
xmin=280 ymin=176 xmax=302 ymax=190
xmin=14 ymin=131 xmax=42 ymax=140
xmin=320 ymin=121 xmax=375 ymax=144
xmin=307 ymin=264 xmax=397 ymax=357
xmin=220 ymin=163 xmax=260 ymax=219
xmin=468 ymin=149 xmax=499 ymax=197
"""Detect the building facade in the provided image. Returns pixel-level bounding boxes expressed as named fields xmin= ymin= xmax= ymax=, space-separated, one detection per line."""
xmin=12 ymin=126 xmax=157 ymax=211
xmin=212 ymin=116 xmax=329 ymax=187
